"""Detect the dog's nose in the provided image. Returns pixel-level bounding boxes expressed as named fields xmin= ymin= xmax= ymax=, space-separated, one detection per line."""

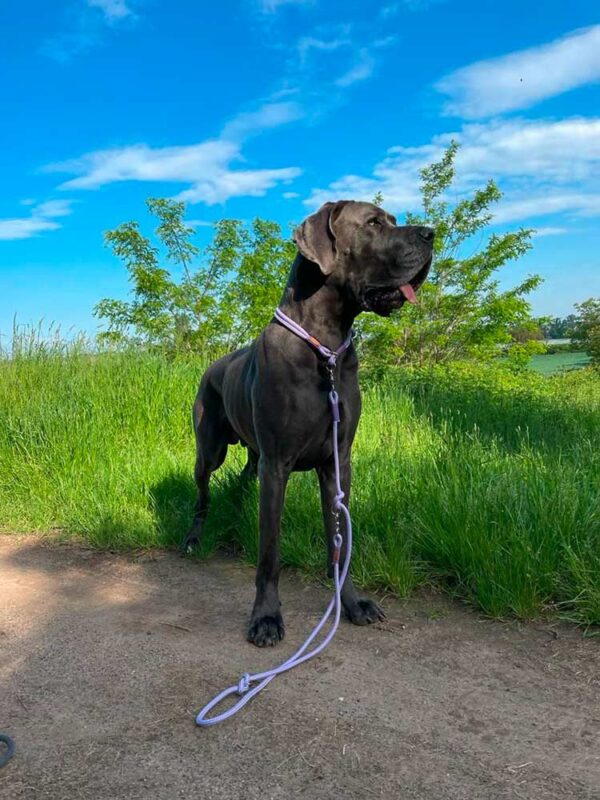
xmin=417 ymin=226 xmax=435 ymax=243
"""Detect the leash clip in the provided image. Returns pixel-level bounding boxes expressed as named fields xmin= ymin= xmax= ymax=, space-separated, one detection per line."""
xmin=332 ymin=533 xmax=343 ymax=565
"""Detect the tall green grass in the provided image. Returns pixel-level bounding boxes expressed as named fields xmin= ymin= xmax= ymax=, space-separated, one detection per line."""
xmin=1 ymin=336 xmax=599 ymax=625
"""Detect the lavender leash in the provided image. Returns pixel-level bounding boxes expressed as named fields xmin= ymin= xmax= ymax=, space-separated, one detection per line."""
xmin=195 ymin=310 xmax=353 ymax=727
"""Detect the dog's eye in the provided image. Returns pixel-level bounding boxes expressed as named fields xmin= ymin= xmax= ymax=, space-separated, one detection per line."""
xmin=367 ymin=218 xmax=382 ymax=227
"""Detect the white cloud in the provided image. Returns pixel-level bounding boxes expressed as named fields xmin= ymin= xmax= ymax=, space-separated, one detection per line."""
xmin=260 ymin=0 xmax=313 ymax=11
xmin=46 ymin=140 xmax=301 ymax=204
xmin=45 ymin=112 xmax=301 ymax=205
xmin=306 ymin=117 xmax=600 ymax=225
xmin=87 ymin=0 xmax=132 ymax=21
xmin=380 ymin=0 xmax=441 ymax=14
xmin=283 ymin=191 xmax=300 ymax=199
xmin=335 ymin=49 xmax=375 ymax=87
xmin=185 ymin=219 xmax=215 ymax=228
xmin=175 ymin=166 xmax=301 ymax=205
xmin=417 ymin=117 xmax=600 ymax=185
xmin=44 ymin=0 xmax=139 ymax=61
xmin=274 ymin=22 xmax=393 ymax=122
xmin=0 ymin=218 xmax=60 ymax=241
xmin=437 ymin=26 xmax=600 ymax=118
xmin=44 ymin=101 xmax=303 ymax=204
xmin=47 ymin=140 xmax=233 ymax=189
xmin=373 ymin=35 xmax=397 ymax=49
xmin=297 ymin=35 xmax=349 ymax=64
xmin=493 ymin=193 xmax=600 ymax=224
xmin=0 ymin=200 xmax=73 ymax=241
xmin=221 ymin=101 xmax=303 ymax=140
xmin=531 ymin=226 xmax=569 ymax=238
xmin=34 ymin=200 xmax=74 ymax=218
xmin=307 ymin=170 xmax=421 ymax=212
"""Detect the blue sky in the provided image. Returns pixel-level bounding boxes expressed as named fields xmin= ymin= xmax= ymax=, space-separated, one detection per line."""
xmin=1 ymin=0 xmax=599 ymax=338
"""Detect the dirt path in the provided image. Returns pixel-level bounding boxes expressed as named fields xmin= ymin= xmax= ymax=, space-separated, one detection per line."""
xmin=1 ymin=535 xmax=599 ymax=799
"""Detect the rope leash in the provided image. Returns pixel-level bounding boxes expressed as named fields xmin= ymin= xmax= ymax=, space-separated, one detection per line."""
xmin=195 ymin=310 xmax=353 ymax=727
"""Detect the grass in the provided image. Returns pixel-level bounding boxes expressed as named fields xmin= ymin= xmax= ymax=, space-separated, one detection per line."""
xmin=1 ymin=338 xmax=599 ymax=625
xmin=529 ymin=351 xmax=592 ymax=375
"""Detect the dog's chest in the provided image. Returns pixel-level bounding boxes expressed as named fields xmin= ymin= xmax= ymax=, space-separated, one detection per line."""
xmin=284 ymin=386 xmax=358 ymax=470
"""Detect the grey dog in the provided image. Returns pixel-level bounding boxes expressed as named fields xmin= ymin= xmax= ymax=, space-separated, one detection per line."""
xmin=182 ymin=200 xmax=434 ymax=647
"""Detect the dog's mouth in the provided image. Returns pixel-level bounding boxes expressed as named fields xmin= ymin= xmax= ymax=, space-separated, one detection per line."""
xmin=361 ymin=257 xmax=431 ymax=317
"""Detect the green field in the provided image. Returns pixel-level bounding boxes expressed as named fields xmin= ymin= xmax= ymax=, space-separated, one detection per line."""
xmin=1 ymin=344 xmax=599 ymax=625
xmin=530 ymin=351 xmax=592 ymax=375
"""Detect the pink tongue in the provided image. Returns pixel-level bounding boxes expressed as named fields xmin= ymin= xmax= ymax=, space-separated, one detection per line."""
xmin=399 ymin=283 xmax=418 ymax=304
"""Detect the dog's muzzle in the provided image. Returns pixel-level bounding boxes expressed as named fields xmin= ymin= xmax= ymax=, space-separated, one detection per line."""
xmin=360 ymin=256 xmax=432 ymax=316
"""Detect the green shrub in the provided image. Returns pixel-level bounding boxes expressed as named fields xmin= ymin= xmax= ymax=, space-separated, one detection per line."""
xmin=545 ymin=342 xmax=578 ymax=354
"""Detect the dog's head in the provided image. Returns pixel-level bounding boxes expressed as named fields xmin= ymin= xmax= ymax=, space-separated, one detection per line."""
xmin=294 ymin=200 xmax=434 ymax=316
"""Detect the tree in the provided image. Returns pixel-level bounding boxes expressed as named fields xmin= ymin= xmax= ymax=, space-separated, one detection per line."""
xmin=510 ymin=321 xmax=545 ymax=344
xmin=356 ymin=141 xmax=542 ymax=371
xmin=94 ymin=199 xmax=294 ymax=355
xmin=214 ymin=218 xmax=296 ymax=351
xmin=572 ymin=298 xmax=600 ymax=368
xmin=541 ymin=314 xmax=578 ymax=339
xmin=95 ymin=198 xmax=208 ymax=352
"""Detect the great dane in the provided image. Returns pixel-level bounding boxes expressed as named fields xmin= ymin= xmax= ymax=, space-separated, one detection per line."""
xmin=182 ymin=200 xmax=434 ymax=647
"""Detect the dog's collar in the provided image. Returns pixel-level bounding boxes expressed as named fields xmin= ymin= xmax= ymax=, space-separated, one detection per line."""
xmin=274 ymin=308 xmax=354 ymax=367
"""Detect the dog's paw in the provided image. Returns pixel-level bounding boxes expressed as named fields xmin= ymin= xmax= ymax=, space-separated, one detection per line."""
xmin=180 ymin=534 xmax=200 ymax=556
xmin=346 ymin=598 xmax=385 ymax=626
xmin=247 ymin=613 xmax=285 ymax=647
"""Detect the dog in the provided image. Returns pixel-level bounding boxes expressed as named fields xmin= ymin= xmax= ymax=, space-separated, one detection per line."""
xmin=182 ymin=200 xmax=434 ymax=647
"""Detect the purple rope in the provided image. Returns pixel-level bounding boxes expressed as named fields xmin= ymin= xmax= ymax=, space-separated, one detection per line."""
xmin=274 ymin=308 xmax=353 ymax=366
xmin=195 ymin=313 xmax=353 ymax=727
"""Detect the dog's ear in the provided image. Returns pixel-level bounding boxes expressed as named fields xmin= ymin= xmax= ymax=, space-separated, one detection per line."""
xmin=293 ymin=201 xmax=347 ymax=275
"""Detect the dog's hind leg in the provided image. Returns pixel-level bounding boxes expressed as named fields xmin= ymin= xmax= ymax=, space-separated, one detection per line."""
xmin=240 ymin=446 xmax=259 ymax=480
xmin=181 ymin=386 xmax=233 ymax=554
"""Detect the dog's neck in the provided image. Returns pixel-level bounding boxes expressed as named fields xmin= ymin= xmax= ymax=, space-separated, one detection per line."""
xmin=277 ymin=255 xmax=358 ymax=350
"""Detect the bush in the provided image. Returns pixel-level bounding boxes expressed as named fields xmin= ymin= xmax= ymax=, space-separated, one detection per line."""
xmin=545 ymin=342 xmax=578 ymax=354
xmin=572 ymin=298 xmax=600 ymax=370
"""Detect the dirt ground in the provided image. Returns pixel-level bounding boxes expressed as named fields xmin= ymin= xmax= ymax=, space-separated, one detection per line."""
xmin=1 ymin=535 xmax=599 ymax=800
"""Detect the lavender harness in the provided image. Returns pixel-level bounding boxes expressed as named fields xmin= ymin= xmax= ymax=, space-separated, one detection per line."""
xmin=195 ymin=308 xmax=354 ymax=727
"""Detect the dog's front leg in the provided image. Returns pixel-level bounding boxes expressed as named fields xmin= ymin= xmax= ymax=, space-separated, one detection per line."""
xmin=317 ymin=459 xmax=385 ymax=626
xmin=247 ymin=461 xmax=289 ymax=647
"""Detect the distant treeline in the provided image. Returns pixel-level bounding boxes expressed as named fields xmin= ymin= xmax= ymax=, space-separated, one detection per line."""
xmin=541 ymin=315 xmax=579 ymax=339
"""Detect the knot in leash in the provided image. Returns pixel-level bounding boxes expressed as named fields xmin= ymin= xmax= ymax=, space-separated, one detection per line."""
xmin=237 ymin=673 xmax=250 ymax=695
xmin=333 ymin=490 xmax=345 ymax=509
